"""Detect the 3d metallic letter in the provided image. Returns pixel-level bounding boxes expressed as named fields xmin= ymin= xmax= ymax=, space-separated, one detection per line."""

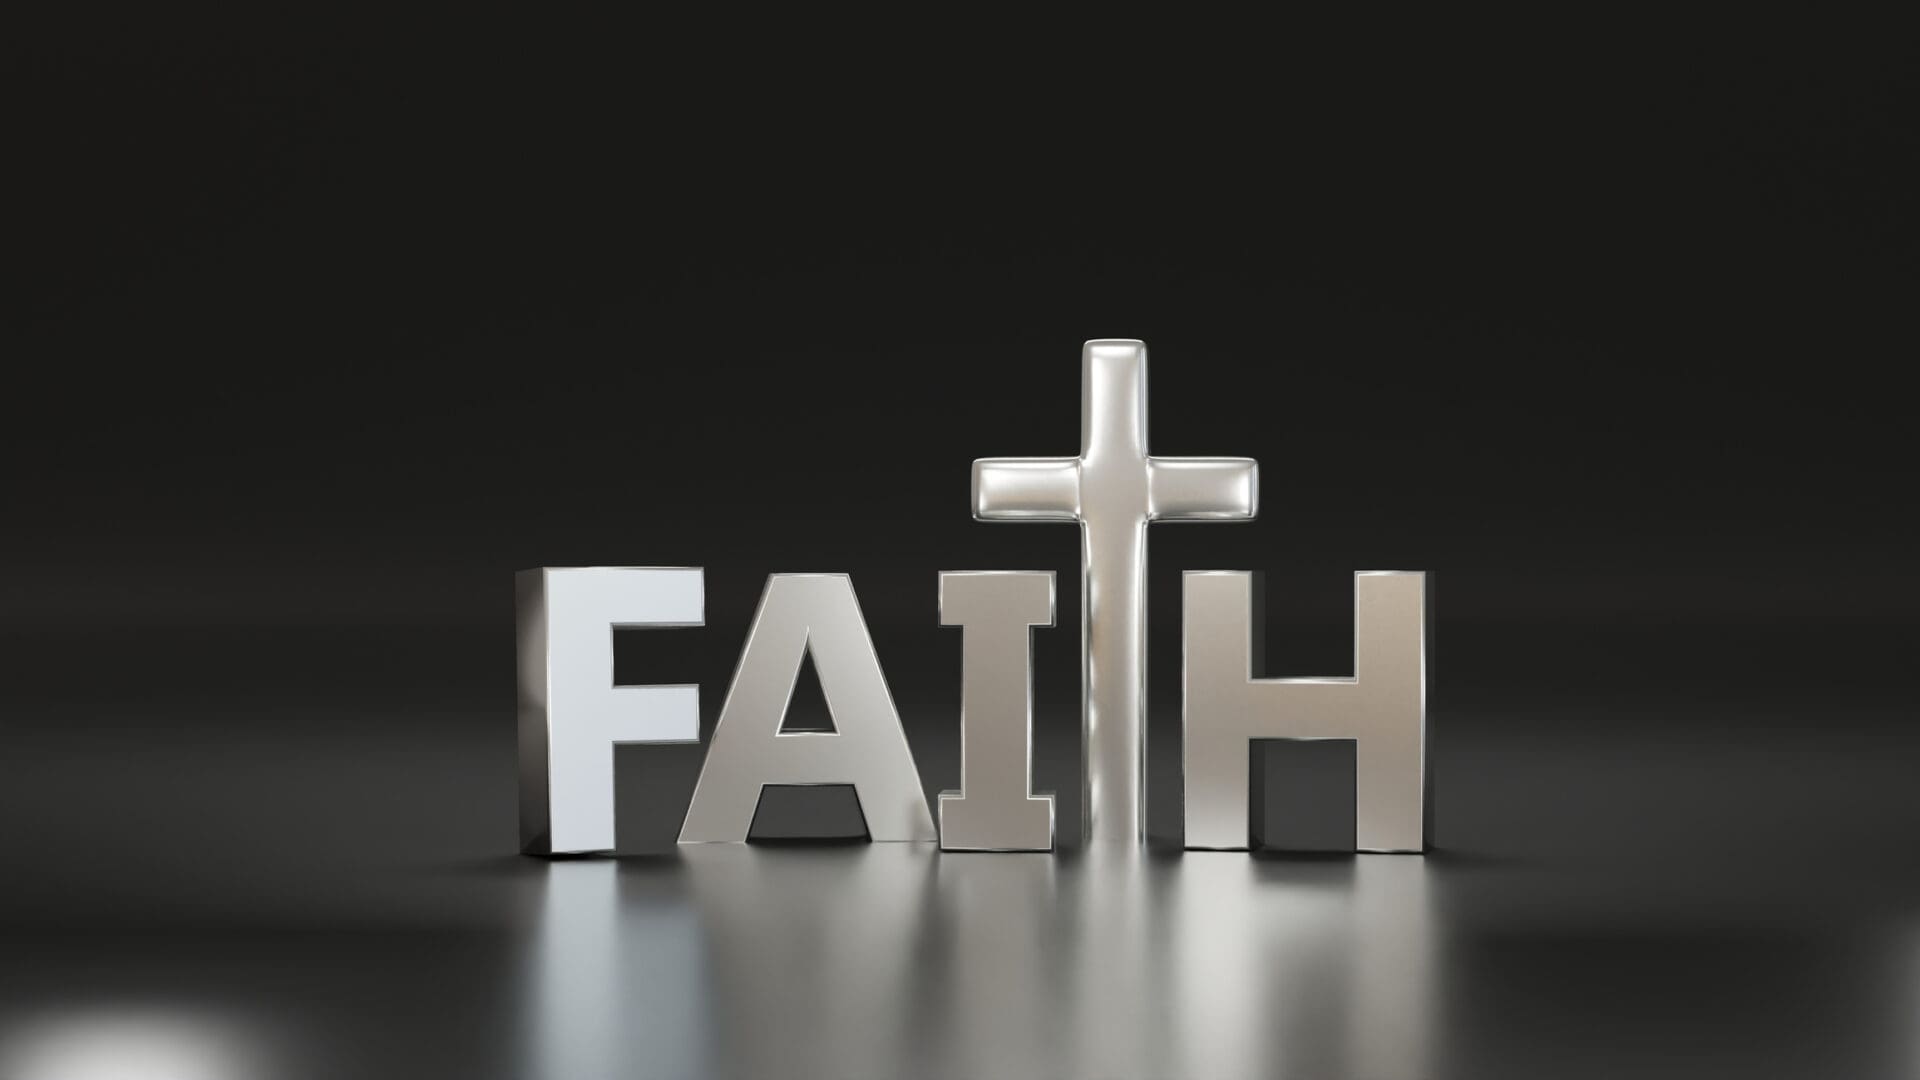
xmin=1182 ymin=571 xmax=1427 ymax=852
xmin=937 ymin=571 xmax=1055 ymax=851
xmin=678 ymin=574 xmax=936 ymax=843
xmin=518 ymin=567 xmax=703 ymax=855
xmin=974 ymin=340 xmax=1257 ymax=846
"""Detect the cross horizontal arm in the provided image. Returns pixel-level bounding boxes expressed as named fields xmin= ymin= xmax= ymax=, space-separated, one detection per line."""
xmin=973 ymin=457 xmax=1081 ymax=520
xmin=1147 ymin=457 xmax=1259 ymax=521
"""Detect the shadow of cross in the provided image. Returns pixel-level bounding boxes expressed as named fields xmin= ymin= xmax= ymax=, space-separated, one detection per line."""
xmin=971 ymin=339 xmax=1259 ymax=847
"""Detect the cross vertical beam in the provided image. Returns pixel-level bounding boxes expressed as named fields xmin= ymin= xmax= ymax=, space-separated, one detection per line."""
xmin=973 ymin=340 xmax=1258 ymax=846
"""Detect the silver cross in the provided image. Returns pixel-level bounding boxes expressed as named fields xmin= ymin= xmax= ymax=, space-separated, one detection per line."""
xmin=972 ymin=340 xmax=1258 ymax=845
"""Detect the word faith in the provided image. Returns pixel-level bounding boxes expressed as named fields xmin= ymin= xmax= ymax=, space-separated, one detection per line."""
xmin=518 ymin=341 xmax=1427 ymax=855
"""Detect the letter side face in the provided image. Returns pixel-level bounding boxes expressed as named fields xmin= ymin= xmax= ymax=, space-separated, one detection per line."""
xmin=519 ymin=567 xmax=704 ymax=856
xmin=517 ymin=569 xmax=552 ymax=852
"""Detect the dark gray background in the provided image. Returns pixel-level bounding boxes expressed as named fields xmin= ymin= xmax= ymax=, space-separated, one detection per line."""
xmin=3 ymin=13 xmax=1917 ymax=1078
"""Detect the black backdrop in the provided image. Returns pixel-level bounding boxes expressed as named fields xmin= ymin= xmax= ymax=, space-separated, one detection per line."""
xmin=12 ymin=16 xmax=1912 ymax=716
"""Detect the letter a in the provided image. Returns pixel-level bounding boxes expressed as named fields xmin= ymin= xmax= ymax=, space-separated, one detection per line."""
xmin=679 ymin=574 xmax=935 ymax=843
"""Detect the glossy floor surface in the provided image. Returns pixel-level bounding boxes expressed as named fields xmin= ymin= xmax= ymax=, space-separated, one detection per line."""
xmin=3 ymin=647 xmax=1918 ymax=1080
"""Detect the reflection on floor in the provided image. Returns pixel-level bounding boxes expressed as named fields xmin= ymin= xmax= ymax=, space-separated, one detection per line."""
xmin=524 ymin=847 xmax=1433 ymax=1079
xmin=4 ymin=704 xmax=1920 ymax=1078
